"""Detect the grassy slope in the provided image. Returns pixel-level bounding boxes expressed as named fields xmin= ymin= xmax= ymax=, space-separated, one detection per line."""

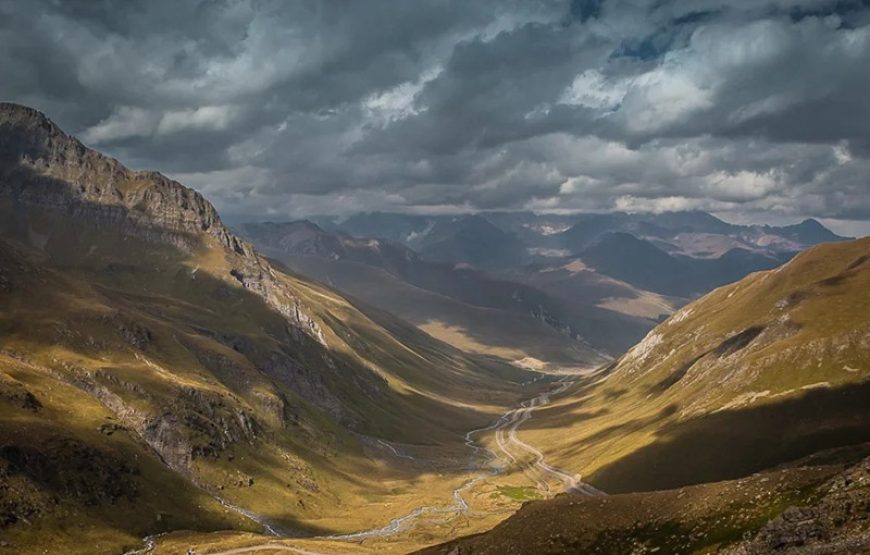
xmin=511 ymin=238 xmax=870 ymax=494
xmin=0 ymin=352 xmax=256 ymax=555
xmin=273 ymin=254 xmax=598 ymax=366
xmin=0 ymin=109 xmax=537 ymax=551
xmin=512 ymin=258 xmax=682 ymax=320
xmin=0 ymin=210 xmax=537 ymax=546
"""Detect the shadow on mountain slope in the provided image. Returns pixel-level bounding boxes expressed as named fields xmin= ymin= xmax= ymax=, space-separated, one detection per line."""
xmin=589 ymin=379 xmax=870 ymax=493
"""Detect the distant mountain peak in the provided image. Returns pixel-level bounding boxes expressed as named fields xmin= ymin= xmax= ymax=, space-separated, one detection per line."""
xmin=797 ymin=218 xmax=824 ymax=228
xmin=773 ymin=217 xmax=847 ymax=244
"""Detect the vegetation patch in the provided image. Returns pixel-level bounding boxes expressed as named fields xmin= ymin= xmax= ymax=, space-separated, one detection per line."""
xmin=497 ymin=485 xmax=542 ymax=502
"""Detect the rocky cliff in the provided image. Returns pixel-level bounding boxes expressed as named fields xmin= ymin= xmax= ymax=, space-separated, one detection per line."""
xmin=0 ymin=102 xmax=323 ymax=342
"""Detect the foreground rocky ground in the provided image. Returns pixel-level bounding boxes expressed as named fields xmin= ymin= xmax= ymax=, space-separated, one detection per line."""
xmin=723 ymin=455 xmax=870 ymax=555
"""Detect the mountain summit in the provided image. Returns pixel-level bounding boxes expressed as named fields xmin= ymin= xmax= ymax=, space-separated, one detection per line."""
xmin=0 ymin=103 xmax=233 ymax=246
xmin=0 ymin=102 xmax=325 ymax=336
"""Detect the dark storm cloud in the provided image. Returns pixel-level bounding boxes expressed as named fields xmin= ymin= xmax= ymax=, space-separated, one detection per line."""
xmin=1 ymin=0 xmax=869 ymax=230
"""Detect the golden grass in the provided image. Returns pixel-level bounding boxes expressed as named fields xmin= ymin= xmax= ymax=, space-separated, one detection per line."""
xmin=0 ymin=208 xmax=540 ymax=554
xmin=513 ymin=238 xmax=870 ymax=492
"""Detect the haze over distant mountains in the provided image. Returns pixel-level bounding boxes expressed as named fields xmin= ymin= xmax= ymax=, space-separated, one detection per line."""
xmin=317 ymin=210 xmax=848 ymax=262
xmin=239 ymin=210 xmax=849 ymax=367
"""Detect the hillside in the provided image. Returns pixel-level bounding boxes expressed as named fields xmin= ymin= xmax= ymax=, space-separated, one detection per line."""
xmin=420 ymin=237 xmax=870 ymax=554
xmin=576 ymin=232 xmax=788 ymax=297
xmin=414 ymin=215 xmax=528 ymax=270
xmin=0 ymin=103 xmax=536 ymax=554
xmin=421 ymin=448 xmax=870 ymax=555
xmin=240 ymin=221 xmax=652 ymax=362
xmin=314 ymin=210 xmax=839 ymax=338
xmin=496 ymin=237 xmax=870 ymax=496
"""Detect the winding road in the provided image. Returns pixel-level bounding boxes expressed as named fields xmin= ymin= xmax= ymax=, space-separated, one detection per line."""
xmin=494 ymin=376 xmax=606 ymax=497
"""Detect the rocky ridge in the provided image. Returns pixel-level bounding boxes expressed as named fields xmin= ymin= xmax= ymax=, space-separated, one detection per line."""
xmin=0 ymin=102 xmax=322 ymax=343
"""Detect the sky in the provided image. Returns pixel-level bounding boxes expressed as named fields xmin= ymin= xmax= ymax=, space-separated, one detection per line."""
xmin=2 ymin=0 xmax=870 ymax=235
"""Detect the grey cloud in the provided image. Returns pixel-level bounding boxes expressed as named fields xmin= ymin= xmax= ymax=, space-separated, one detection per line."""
xmin=1 ymin=0 xmax=869 ymax=226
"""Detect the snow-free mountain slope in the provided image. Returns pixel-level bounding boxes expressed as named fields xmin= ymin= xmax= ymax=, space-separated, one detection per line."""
xmin=512 ymin=237 xmax=870 ymax=496
xmin=0 ymin=103 xmax=534 ymax=554
xmin=421 ymin=237 xmax=870 ymax=554
xmin=240 ymin=220 xmax=649 ymax=362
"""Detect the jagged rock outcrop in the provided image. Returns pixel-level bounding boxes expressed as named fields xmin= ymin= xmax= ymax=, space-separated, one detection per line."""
xmin=722 ymin=457 xmax=870 ymax=554
xmin=62 ymin=366 xmax=262 ymax=474
xmin=0 ymin=102 xmax=323 ymax=343
xmin=0 ymin=104 xmax=234 ymax=248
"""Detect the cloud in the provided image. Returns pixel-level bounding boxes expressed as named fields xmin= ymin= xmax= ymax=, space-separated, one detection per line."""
xmin=81 ymin=106 xmax=155 ymax=144
xmin=1 ymin=0 xmax=868 ymax=225
xmin=81 ymin=105 xmax=238 ymax=143
xmin=155 ymin=105 xmax=238 ymax=135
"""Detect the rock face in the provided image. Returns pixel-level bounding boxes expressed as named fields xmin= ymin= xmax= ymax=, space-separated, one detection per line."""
xmin=0 ymin=102 xmax=323 ymax=343
xmin=723 ymin=457 xmax=870 ymax=554
xmin=66 ymin=367 xmax=262 ymax=474
xmin=0 ymin=104 xmax=233 ymax=248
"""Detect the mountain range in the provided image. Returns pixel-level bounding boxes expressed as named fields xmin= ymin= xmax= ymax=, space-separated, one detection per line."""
xmin=318 ymin=210 xmax=847 ymax=263
xmin=239 ymin=220 xmax=644 ymax=364
xmin=1 ymin=103 xmax=867 ymax=555
xmin=240 ymin=209 xmax=846 ymax=367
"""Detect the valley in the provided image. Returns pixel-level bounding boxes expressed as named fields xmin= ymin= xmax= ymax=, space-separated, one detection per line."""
xmin=0 ymin=102 xmax=868 ymax=555
xmin=125 ymin=369 xmax=604 ymax=554
xmin=7 ymin=1 xmax=870 ymax=552
xmin=0 ymin=103 xmax=549 ymax=554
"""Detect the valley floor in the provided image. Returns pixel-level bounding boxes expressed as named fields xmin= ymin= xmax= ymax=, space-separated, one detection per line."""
xmin=126 ymin=367 xmax=604 ymax=555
